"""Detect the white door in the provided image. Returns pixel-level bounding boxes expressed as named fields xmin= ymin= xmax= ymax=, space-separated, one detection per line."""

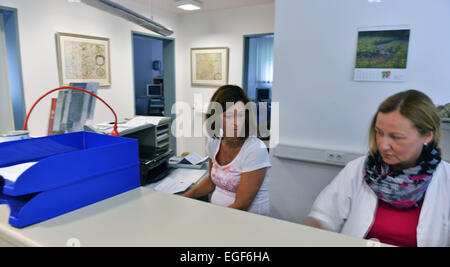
xmin=0 ymin=13 xmax=15 ymax=134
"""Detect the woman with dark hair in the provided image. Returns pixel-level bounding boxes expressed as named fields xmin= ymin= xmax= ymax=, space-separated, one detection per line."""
xmin=182 ymin=85 xmax=271 ymax=216
xmin=304 ymin=89 xmax=450 ymax=247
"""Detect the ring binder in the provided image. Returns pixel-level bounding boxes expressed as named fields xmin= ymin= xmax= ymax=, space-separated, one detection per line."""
xmin=0 ymin=132 xmax=140 ymax=228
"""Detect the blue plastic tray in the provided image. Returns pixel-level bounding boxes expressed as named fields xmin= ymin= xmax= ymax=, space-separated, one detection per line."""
xmin=0 ymin=132 xmax=140 ymax=228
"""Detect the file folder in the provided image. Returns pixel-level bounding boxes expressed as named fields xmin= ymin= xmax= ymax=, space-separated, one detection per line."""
xmin=0 ymin=132 xmax=140 ymax=228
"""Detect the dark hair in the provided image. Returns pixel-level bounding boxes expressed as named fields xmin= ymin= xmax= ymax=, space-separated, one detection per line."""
xmin=205 ymin=85 xmax=257 ymax=139
xmin=369 ymin=89 xmax=441 ymax=155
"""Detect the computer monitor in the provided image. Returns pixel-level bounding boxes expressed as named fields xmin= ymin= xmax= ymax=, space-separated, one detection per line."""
xmin=147 ymin=84 xmax=163 ymax=98
xmin=52 ymin=82 xmax=99 ymax=134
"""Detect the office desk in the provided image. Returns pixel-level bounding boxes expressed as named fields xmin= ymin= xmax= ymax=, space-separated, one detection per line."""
xmin=0 ymin=184 xmax=375 ymax=247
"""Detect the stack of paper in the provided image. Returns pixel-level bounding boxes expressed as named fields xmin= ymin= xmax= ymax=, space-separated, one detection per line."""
xmin=0 ymin=162 xmax=38 ymax=183
xmin=124 ymin=116 xmax=165 ymax=127
xmin=91 ymin=116 xmax=166 ymax=135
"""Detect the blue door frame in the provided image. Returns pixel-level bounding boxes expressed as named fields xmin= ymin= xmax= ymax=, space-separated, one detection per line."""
xmin=0 ymin=6 xmax=26 ymax=130
xmin=131 ymin=31 xmax=176 ymax=154
xmin=242 ymin=32 xmax=274 ymax=100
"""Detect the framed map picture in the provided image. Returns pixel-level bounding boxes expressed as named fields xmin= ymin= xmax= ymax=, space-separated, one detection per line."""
xmin=56 ymin=32 xmax=111 ymax=86
xmin=191 ymin=47 xmax=229 ymax=86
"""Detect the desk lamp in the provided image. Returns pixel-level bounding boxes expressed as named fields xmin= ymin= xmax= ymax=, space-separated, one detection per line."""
xmin=23 ymin=86 xmax=120 ymax=136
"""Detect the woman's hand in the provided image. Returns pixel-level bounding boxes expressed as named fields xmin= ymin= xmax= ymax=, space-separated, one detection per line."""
xmin=181 ymin=159 xmax=215 ymax=199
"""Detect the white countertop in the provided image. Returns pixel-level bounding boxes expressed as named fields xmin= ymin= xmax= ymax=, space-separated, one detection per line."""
xmin=0 ymin=186 xmax=373 ymax=247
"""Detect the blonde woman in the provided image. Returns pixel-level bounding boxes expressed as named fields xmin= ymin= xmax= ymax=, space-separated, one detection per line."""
xmin=304 ymin=90 xmax=450 ymax=247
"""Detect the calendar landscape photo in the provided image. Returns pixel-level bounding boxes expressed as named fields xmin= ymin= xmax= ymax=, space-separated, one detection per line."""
xmin=355 ymin=29 xmax=410 ymax=69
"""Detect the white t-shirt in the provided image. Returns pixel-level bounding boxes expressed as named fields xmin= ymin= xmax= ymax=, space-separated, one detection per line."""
xmin=206 ymin=137 xmax=272 ymax=216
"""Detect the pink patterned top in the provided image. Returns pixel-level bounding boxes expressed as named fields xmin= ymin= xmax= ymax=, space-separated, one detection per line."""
xmin=207 ymin=137 xmax=271 ymax=215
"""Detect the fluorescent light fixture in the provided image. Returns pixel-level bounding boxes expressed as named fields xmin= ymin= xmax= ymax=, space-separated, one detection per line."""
xmin=178 ymin=4 xmax=200 ymax=11
xmin=81 ymin=0 xmax=173 ymax=36
xmin=176 ymin=0 xmax=203 ymax=11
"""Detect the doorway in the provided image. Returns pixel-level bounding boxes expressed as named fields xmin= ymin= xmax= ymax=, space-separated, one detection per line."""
xmin=0 ymin=6 xmax=26 ymax=133
xmin=243 ymin=33 xmax=274 ymax=142
xmin=132 ymin=32 xmax=176 ymax=153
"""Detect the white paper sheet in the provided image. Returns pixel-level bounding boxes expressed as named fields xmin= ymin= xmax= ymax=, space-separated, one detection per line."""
xmin=151 ymin=169 xmax=207 ymax=194
xmin=154 ymin=178 xmax=190 ymax=194
xmin=170 ymin=168 xmax=206 ymax=184
xmin=184 ymin=153 xmax=209 ymax=165
xmin=124 ymin=116 xmax=165 ymax=127
xmin=0 ymin=162 xmax=38 ymax=183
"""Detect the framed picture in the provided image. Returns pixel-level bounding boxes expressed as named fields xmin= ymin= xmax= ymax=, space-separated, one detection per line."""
xmin=56 ymin=32 xmax=111 ymax=86
xmin=191 ymin=47 xmax=229 ymax=86
xmin=353 ymin=25 xmax=410 ymax=82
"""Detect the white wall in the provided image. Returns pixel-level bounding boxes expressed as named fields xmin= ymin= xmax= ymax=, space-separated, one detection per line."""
xmin=270 ymin=0 xmax=450 ymax=223
xmin=175 ymin=3 xmax=275 ymax=156
xmin=0 ymin=0 xmax=179 ymax=137
xmin=274 ymin=0 xmax=450 ymax=154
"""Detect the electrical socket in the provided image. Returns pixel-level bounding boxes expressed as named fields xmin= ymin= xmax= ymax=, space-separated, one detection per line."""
xmin=325 ymin=151 xmax=345 ymax=164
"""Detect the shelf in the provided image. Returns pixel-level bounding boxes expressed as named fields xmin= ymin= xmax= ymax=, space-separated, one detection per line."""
xmin=157 ymin=128 xmax=169 ymax=135
xmin=156 ymin=133 xmax=169 ymax=142
xmin=156 ymin=141 xmax=169 ymax=149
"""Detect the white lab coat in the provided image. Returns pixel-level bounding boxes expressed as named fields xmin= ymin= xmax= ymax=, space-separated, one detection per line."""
xmin=308 ymin=156 xmax=450 ymax=247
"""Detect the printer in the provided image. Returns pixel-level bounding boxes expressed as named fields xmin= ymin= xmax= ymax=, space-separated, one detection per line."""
xmin=120 ymin=117 xmax=174 ymax=186
xmin=85 ymin=116 xmax=174 ymax=186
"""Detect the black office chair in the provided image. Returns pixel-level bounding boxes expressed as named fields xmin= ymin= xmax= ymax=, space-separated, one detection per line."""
xmin=255 ymin=88 xmax=271 ymax=142
xmin=256 ymin=88 xmax=270 ymax=102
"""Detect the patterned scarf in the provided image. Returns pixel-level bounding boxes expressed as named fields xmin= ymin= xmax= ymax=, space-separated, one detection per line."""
xmin=363 ymin=143 xmax=441 ymax=209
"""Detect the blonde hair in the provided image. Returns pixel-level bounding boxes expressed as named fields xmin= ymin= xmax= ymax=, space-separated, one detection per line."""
xmin=369 ymin=90 xmax=441 ymax=156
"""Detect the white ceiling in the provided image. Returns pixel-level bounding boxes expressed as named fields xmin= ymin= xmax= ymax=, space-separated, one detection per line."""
xmin=138 ymin=0 xmax=274 ymax=14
